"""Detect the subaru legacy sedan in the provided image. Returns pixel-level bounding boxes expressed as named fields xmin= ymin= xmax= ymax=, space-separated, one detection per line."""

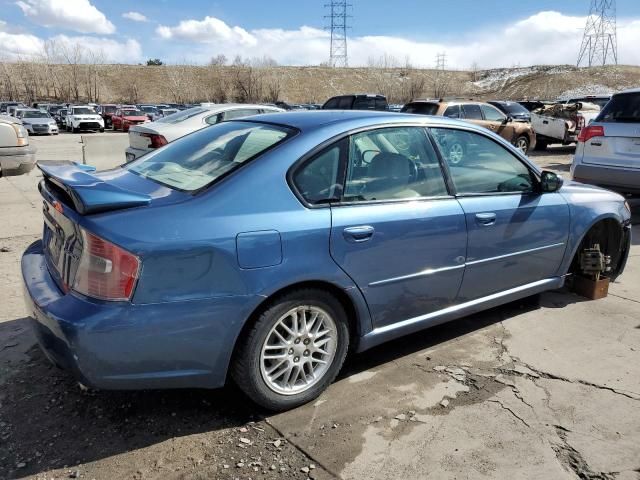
xmin=22 ymin=111 xmax=631 ymax=411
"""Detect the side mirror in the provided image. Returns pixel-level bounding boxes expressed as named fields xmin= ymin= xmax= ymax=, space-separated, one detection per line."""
xmin=540 ymin=170 xmax=563 ymax=193
xmin=501 ymin=115 xmax=513 ymax=124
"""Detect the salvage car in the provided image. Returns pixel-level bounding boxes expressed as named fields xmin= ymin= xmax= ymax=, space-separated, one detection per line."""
xmin=19 ymin=109 xmax=59 ymax=135
xmin=402 ymin=100 xmax=536 ymax=156
xmin=111 ymin=108 xmax=149 ymax=132
xmin=488 ymin=100 xmax=531 ymax=122
xmin=0 ymin=114 xmax=36 ymax=176
xmin=125 ymin=104 xmax=283 ymax=161
xmin=22 ymin=111 xmax=632 ymax=411
xmin=571 ymin=88 xmax=640 ymax=194
xmin=65 ymin=105 xmax=105 ymax=133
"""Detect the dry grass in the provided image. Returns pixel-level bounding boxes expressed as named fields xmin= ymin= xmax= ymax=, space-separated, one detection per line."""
xmin=1 ymin=63 xmax=639 ymax=105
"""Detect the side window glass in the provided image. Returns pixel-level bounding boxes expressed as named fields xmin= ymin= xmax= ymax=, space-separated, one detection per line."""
xmin=431 ymin=128 xmax=535 ymax=194
xmin=480 ymin=104 xmax=506 ymax=122
xmin=222 ymin=109 xmax=260 ymax=121
xmin=353 ymin=97 xmax=375 ymax=110
xmin=293 ymin=140 xmax=345 ymax=205
xmin=338 ymin=97 xmax=353 ymax=109
xmin=324 ymin=98 xmax=339 ymax=109
xmin=443 ymin=105 xmax=460 ymax=118
xmin=205 ymin=113 xmax=222 ymax=125
xmin=461 ymin=104 xmax=483 ymax=120
xmin=344 ymin=127 xmax=448 ymax=202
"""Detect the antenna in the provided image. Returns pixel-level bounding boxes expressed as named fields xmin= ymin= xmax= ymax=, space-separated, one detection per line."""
xmin=577 ymin=0 xmax=618 ymax=67
xmin=324 ymin=1 xmax=351 ymax=67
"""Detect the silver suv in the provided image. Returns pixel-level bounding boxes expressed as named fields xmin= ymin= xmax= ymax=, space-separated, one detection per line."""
xmin=571 ymin=88 xmax=640 ymax=194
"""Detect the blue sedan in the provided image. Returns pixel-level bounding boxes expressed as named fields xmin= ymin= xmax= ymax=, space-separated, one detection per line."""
xmin=22 ymin=111 xmax=631 ymax=410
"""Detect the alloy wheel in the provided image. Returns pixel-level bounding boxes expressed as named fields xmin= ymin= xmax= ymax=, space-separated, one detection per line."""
xmin=448 ymin=143 xmax=464 ymax=164
xmin=259 ymin=306 xmax=337 ymax=395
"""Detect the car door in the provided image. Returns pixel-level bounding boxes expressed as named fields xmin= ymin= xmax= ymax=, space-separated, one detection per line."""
xmin=328 ymin=126 xmax=468 ymax=329
xmin=480 ymin=104 xmax=515 ymax=142
xmin=430 ymin=127 xmax=570 ymax=301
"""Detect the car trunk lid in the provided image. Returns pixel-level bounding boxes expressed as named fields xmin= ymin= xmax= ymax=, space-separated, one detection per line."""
xmin=582 ymin=122 xmax=640 ymax=169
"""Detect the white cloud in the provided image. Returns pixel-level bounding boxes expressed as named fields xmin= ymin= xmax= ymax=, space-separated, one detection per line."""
xmin=0 ymin=31 xmax=44 ymax=59
xmin=51 ymin=35 xmax=143 ymax=63
xmin=15 ymin=0 xmax=115 ymax=34
xmin=122 ymin=11 xmax=148 ymax=23
xmin=155 ymin=11 xmax=640 ymax=68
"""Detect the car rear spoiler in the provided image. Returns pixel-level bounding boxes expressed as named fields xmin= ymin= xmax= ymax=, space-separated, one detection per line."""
xmin=38 ymin=161 xmax=151 ymax=215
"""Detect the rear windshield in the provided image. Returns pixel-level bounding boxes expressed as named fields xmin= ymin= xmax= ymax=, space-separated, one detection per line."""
xmin=72 ymin=107 xmax=95 ymax=115
xmin=155 ymin=107 xmax=207 ymax=124
xmin=402 ymin=103 xmax=439 ymax=115
xmin=126 ymin=121 xmax=294 ymax=192
xmin=122 ymin=110 xmax=147 ymax=117
xmin=596 ymin=93 xmax=640 ymax=123
xmin=103 ymin=106 xmax=117 ymax=113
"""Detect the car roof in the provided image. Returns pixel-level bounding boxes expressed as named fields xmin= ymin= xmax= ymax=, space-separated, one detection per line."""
xmin=241 ymin=110 xmax=471 ymax=132
xmin=615 ymin=88 xmax=640 ymax=95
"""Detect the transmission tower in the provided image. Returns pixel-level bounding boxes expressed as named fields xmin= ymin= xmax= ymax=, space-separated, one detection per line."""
xmin=577 ymin=0 xmax=618 ymax=67
xmin=435 ymin=52 xmax=447 ymax=70
xmin=324 ymin=1 xmax=351 ymax=67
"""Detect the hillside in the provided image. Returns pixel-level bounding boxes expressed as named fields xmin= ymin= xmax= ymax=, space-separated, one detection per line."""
xmin=1 ymin=62 xmax=639 ymax=105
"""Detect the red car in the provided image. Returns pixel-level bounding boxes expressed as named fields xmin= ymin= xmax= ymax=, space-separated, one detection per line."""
xmin=112 ymin=109 xmax=149 ymax=132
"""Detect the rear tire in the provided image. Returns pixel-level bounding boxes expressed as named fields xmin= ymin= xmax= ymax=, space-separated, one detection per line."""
xmin=72 ymin=127 xmax=78 ymax=134
xmin=231 ymin=289 xmax=350 ymax=411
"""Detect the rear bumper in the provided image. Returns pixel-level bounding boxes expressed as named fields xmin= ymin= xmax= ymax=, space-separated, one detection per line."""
xmin=22 ymin=240 xmax=257 ymax=390
xmin=0 ymin=146 xmax=37 ymax=176
xmin=572 ymin=163 xmax=640 ymax=194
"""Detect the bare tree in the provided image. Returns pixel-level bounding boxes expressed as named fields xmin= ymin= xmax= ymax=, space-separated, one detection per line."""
xmin=232 ymin=65 xmax=264 ymax=103
xmin=165 ymin=62 xmax=196 ymax=103
xmin=263 ymin=72 xmax=282 ymax=102
xmin=210 ymin=54 xmax=228 ymax=66
xmin=83 ymin=49 xmax=105 ymax=103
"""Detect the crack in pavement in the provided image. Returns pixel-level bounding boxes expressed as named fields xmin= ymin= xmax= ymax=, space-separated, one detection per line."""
xmin=608 ymin=292 xmax=640 ymax=305
xmin=487 ymin=399 xmax=531 ymax=428
xmin=264 ymin=417 xmax=341 ymax=479
xmin=552 ymin=426 xmax=616 ymax=480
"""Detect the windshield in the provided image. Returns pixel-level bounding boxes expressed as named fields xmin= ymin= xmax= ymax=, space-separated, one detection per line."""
xmin=498 ymin=102 xmax=529 ymax=115
xmin=72 ymin=107 xmax=95 ymax=115
xmin=139 ymin=106 xmax=158 ymax=113
xmin=23 ymin=111 xmax=51 ymax=118
xmin=122 ymin=110 xmax=147 ymax=117
xmin=402 ymin=103 xmax=440 ymax=115
xmin=155 ymin=107 xmax=207 ymax=124
xmin=596 ymin=93 xmax=640 ymax=123
xmin=103 ymin=106 xmax=117 ymax=113
xmin=127 ymin=121 xmax=294 ymax=191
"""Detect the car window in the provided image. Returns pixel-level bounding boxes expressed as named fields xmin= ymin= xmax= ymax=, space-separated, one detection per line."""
xmin=127 ymin=121 xmax=294 ymax=192
xmin=443 ymin=105 xmax=460 ymax=118
xmin=430 ymin=128 xmax=535 ymax=194
xmin=222 ymin=109 xmax=261 ymax=121
xmin=338 ymin=97 xmax=353 ymax=109
xmin=353 ymin=97 xmax=375 ymax=110
xmin=323 ymin=98 xmax=339 ymax=109
xmin=155 ymin=107 xmax=207 ymax=124
xmin=480 ymin=104 xmax=506 ymax=122
xmin=293 ymin=140 xmax=346 ymax=205
xmin=403 ymin=103 xmax=440 ymax=115
xmin=205 ymin=114 xmax=222 ymax=125
xmin=343 ymin=127 xmax=448 ymax=202
xmin=375 ymin=98 xmax=388 ymax=110
xmin=72 ymin=108 xmax=94 ymax=115
xmin=596 ymin=93 xmax=640 ymax=123
xmin=461 ymin=104 xmax=483 ymax=120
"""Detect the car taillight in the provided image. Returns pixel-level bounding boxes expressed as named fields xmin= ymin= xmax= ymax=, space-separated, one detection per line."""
xmin=577 ymin=125 xmax=605 ymax=143
xmin=139 ymin=132 xmax=168 ymax=148
xmin=73 ymin=229 xmax=140 ymax=301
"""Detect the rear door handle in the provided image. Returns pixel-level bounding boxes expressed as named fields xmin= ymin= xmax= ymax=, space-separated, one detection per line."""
xmin=343 ymin=226 xmax=375 ymax=242
xmin=475 ymin=212 xmax=497 ymax=226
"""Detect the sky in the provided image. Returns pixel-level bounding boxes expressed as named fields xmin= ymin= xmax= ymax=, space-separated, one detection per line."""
xmin=1 ymin=0 xmax=640 ymax=68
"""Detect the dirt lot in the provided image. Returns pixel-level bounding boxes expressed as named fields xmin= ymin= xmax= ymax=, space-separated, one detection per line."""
xmin=0 ymin=134 xmax=639 ymax=480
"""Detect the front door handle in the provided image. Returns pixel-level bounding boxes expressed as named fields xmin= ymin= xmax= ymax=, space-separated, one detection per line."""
xmin=475 ymin=212 xmax=497 ymax=226
xmin=343 ymin=225 xmax=375 ymax=242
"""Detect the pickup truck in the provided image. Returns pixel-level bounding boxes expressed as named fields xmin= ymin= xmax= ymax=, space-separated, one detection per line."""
xmin=530 ymin=102 xmax=600 ymax=150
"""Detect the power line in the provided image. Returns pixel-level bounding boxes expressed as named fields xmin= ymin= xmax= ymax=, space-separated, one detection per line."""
xmin=324 ymin=1 xmax=351 ymax=67
xmin=577 ymin=0 xmax=618 ymax=67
